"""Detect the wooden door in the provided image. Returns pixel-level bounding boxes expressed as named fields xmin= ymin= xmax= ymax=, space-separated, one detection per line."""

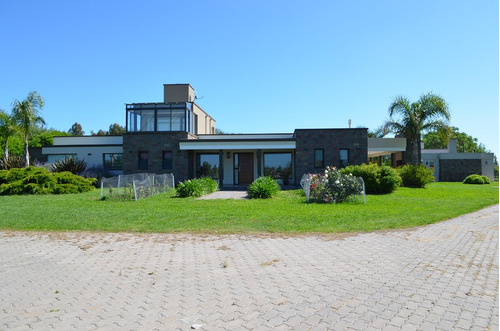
xmin=237 ymin=153 xmax=254 ymax=185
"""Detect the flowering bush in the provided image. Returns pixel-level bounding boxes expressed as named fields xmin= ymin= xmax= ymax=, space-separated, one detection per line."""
xmin=309 ymin=166 xmax=363 ymax=203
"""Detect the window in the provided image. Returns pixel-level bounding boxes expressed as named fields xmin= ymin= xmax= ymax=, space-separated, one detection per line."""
xmin=103 ymin=153 xmax=123 ymax=170
xmin=138 ymin=151 xmax=148 ymax=170
xmin=162 ymin=151 xmax=173 ymax=169
xmin=47 ymin=154 xmax=76 ymax=163
xmin=126 ymin=103 xmax=195 ymax=134
xmin=314 ymin=149 xmax=324 ymax=168
xmin=197 ymin=154 xmax=219 ymax=179
xmin=339 ymin=149 xmax=349 ymax=168
xmin=264 ymin=153 xmax=292 ymax=179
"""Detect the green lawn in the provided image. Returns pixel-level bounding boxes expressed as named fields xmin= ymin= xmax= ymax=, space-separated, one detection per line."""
xmin=0 ymin=182 xmax=497 ymax=234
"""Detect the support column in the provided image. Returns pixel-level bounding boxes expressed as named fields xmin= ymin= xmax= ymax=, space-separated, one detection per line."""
xmin=219 ymin=149 xmax=224 ymax=189
xmin=257 ymin=149 xmax=262 ymax=177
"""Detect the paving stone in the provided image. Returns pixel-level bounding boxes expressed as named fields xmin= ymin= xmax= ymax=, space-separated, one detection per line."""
xmin=0 ymin=205 xmax=497 ymax=330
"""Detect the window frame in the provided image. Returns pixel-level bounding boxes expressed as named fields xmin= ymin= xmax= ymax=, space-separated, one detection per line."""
xmin=339 ymin=148 xmax=349 ymax=168
xmin=263 ymin=152 xmax=293 ymax=179
xmin=314 ymin=149 xmax=324 ymax=168
xmin=138 ymin=151 xmax=148 ymax=170
xmin=196 ymin=153 xmax=220 ymax=179
xmin=103 ymin=153 xmax=123 ymax=170
xmin=162 ymin=151 xmax=173 ymax=170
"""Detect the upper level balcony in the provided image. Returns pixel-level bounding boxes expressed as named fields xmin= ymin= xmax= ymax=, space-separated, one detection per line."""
xmin=126 ymin=102 xmax=197 ymax=135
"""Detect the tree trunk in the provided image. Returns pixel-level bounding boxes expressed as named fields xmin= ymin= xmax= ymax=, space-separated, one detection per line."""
xmin=24 ymin=134 xmax=29 ymax=167
xmin=3 ymin=139 xmax=8 ymax=160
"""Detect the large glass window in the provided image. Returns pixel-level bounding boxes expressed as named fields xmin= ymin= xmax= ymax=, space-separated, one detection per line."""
xmin=314 ymin=149 xmax=324 ymax=168
xmin=126 ymin=103 xmax=196 ymax=134
xmin=157 ymin=109 xmax=171 ymax=131
xmin=197 ymin=154 xmax=219 ymax=179
xmin=103 ymin=153 xmax=123 ymax=170
xmin=339 ymin=149 xmax=349 ymax=168
xmin=264 ymin=153 xmax=292 ymax=179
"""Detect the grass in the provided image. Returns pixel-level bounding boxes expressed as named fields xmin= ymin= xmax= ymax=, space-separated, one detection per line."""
xmin=0 ymin=182 xmax=497 ymax=234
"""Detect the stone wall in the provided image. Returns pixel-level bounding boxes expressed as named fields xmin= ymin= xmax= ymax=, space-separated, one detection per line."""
xmin=123 ymin=132 xmax=195 ymax=183
xmin=294 ymin=129 xmax=368 ymax=183
xmin=439 ymin=159 xmax=482 ymax=182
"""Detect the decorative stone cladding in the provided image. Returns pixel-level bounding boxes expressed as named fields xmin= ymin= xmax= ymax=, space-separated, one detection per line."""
xmin=293 ymin=128 xmax=368 ymax=183
xmin=123 ymin=132 xmax=197 ymax=183
xmin=439 ymin=159 xmax=482 ymax=182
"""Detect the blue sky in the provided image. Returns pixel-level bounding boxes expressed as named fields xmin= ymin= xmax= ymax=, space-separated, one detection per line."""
xmin=0 ymin=1 xmax=498 ymax=155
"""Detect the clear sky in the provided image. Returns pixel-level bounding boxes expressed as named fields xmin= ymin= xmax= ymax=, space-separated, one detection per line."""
xmin=1 ymin=1 xmax=498 ymax=155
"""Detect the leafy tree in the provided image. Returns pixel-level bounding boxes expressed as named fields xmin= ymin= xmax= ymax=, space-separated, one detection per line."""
xmin=91 ymin=129 xmax=107 ymax=136
xmin=107 ymin=123 xmax=125 ymax=135
xmin=11 ymin=91 xmax=45 ymax=166
xmin=385 ymin=93 xmax=450 ymax=165
xmin=422 ymin=126 xmax=488 ymax=153
xmin=68 ymin=122 xmax=85 ymax=136
xmin=0 ymin=110 xmax=18 ymax=160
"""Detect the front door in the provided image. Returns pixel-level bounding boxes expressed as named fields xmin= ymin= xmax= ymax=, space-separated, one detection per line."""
xmin=235 ymin=153 xmax=254 ymax=185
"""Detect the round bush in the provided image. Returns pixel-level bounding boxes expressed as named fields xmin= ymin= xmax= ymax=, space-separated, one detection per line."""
xmin=398 ymin=164 xmax=435 ymax=188
xmin=340 ymin=163 xmax=401 ymax=194
xmin=463 ymin=174 xmax=489 ymax=185
xmin=247 ymin=176 xmax=280 ymax=199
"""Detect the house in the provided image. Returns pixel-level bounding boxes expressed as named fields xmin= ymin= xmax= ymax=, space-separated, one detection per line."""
xmin=422 ymin=139 xmax=494 ymax=182
xmin=43 ymin=83 xmax=409 ymax=187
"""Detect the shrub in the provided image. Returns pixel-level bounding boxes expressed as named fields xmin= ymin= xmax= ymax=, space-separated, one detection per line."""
xmin=398 ymin=164 xmax=435 ymax=188
xmin=463 ymin=174 xmax=490 ymax=185
xmin=247 ymin=176 xmax=280 ymax=199
xmin=78 ymin=165 xmax=112 ymax=188
xmin=340 ymin=163 xmax=401 ymax=194
xmin=50 ymin=156 xmax=87 ymax=174
xmin=482 ymin=176 xmax=491 ymax=184
xmin=0 ymin=166 xmax=95 ymax=195
xmin=309 ymin=166 xmax=363 ymax=203
xmin=0 ymin=155 xmax=28 ymax=170
xmin=176 ymin=177 xmax=219 ymax=197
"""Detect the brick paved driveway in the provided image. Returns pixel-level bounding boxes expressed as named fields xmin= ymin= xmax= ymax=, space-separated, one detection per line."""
xmin=1 ymin=205 xmax=498 ymax=330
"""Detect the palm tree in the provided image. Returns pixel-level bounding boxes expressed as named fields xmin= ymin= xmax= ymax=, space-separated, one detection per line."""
xmin=12 ymin=91 xmax=45 ymax=167
xmin=385 ymin=93 xmax=450 ymax=165
xmin=0 ymin=110 xmax=18 ymax=160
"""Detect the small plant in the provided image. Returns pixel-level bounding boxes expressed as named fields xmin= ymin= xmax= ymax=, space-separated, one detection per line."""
xmin=247 ymin=176 xmax=280 ymax=199
xmin=0 ymin=155 xmax=29 ymax=170
xmin=463 ymin=174 xmax=491 ymax=185
xmin=398 ymin=164 xmax=435 ymax=188
xmin=176 ymin=177 xmax=219 ymax=197
xmin=50 ymin=156 xmax=87 ymax=174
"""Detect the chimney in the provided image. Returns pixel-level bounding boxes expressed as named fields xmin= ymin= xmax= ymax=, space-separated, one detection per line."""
xmin=448 ymin=138 xmax=457 ymax=153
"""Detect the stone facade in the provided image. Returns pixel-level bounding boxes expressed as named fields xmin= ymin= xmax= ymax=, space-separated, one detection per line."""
xmin=439 ymin=159 xmax=482 ymax=182
xmin=123 ymin=132 xmax=196 ymax=183
xmin=293 ymin=129 xmax=368 ymax=183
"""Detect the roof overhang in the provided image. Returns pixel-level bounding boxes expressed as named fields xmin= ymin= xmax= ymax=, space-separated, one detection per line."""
xmin=368 ymin=138 xmax=406 ymax=157
xmin=179 ymin=140 xmax=296 ymax=150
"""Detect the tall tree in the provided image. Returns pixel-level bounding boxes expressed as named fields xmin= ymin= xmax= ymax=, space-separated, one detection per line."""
xmin=107 ymin=123 xmax=125 ymax=135
xmin=423 ymin=126 xmax=489 ymax=153
xmin=68 ymin=122 xmax=85 ymax=136
xmin=385 ymin=93 xmax=450 ymax=165
xmin=11 ymin=91 xmax=45 ymax=166
xmin=0 ymin=110 xmax=18 ymax=160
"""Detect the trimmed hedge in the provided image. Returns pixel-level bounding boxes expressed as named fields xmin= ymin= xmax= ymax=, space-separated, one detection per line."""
xmin=340 ymin=163 xmax=401 ymax=194
xmin=247 ymin=176 xmax=280 ymax=199
xmin=176 ymin=177 xmax=219 ymax=197
xmin=0 ymin=166 xmax=95 ymax=195
xmin=398 ymin=164 xmax=435 ymax=188
xmin=463 ymin=174 xmax=491 ymax=185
